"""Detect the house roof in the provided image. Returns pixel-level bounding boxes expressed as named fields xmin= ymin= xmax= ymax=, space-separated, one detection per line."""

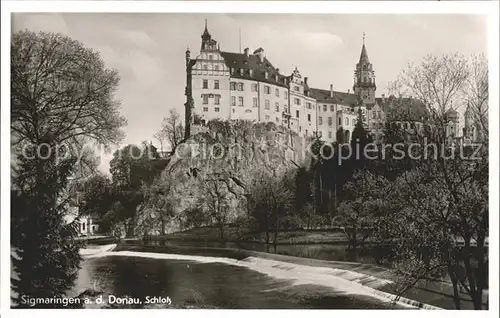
xmin=219 ymin=51 xmax=288 ymax=88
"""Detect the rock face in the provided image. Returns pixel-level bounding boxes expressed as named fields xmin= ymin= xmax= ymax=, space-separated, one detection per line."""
xmin=162 ymin=120 xmax=311 ymax=231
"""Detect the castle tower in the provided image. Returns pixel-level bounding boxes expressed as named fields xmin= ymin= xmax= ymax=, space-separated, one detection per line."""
xmin=353 ymin=33 xmax=376 ymax=105
xmin=201 ymin=19 xmax=218 ymax=52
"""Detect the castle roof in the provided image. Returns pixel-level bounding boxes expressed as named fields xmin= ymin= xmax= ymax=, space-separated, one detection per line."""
xmin=220 ymin=51 xmax=288 ymax=88
xmin=309 ymin=88 xmax=360 ymax=106
xmin=377 ymin=95 xmax=429 ymax=122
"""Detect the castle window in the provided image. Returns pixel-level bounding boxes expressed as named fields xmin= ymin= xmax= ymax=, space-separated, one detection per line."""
xmin=238 ymin=83 xmax=244 ymax=91
xmin=214 ymin=95 xmax=220 ymax=105
xmin=253 ymin=98 xmax=258 ymax=107
xmin=328 ymin=117 xmax=332 ymax=126
xmin=265 ymin=115 xmax=270 ymax=120
xmin=251 ymin=83 xmax=258 ymax=92
xmin=203 ymin=65 xmax=208 ymax=70
xmin=203 ymin=107 xmax=208 ymax=112
xmin=339 ymin=117 xmax=341 ymax=125
xmin=307 ymin=114 xmax=311 ymax=122
xmin=345 ymin=118 xmax=349 ymax=125
xmin=294 ymin=98 xmax=301 ymax=105
xmin=275 ymin=102 xmax=279 ymax=112
xmin=214 ymin=80 xmax=219 ymax=90
xmin=214 ymin=65 xmax=219 ymax=71
xmin=330 ymin=105 xmax=335 ymax=112
xmin=231 ymin=96 xmax=236 ymax=106
xmin=318 ymin=117 xmax=323 ymax=125
xmin=202 ymin=95 xmax=209 ymax=104
xmin=238 ymin=96 xmax=244 ymax=106
xmin=323 ymin=105 xmax=327 ymax=112
xmin=215 ymin=107 xmax=220 ymax=112
xmin=296 ymin=110 xmax=299 ymax=118
xmin=284 ymin=91 xmax=288 ymax=99
xmin=276 ymin=117 xmax=280 ymax=123
xmin=276 ymin=88 xmax=279 ymax=97
xmin=209 ymin=55 xmax=213 ymax=60
xmin=328 ymin=131 xmax=332 ymax=139
xmin=264 ymin=86 xmax=270 ymax=94
xmin=265 ymin=100 xmax=270 ymax=110
xmin=377 ymin=111 xmax=381 ymax=119
xmin=294 ymin=86 xmax=300 ymax=92
xmin=230 ymin=82 xmax=236 ymax=90
xmin=372 ymin=111 xmax=376 ymax=119
xmin=203 ymin=80 xmax=208 ymax=89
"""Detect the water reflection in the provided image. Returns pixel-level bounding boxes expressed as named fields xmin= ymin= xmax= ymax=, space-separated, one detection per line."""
xmin=132 ymin=239 xmax=384 ymax=266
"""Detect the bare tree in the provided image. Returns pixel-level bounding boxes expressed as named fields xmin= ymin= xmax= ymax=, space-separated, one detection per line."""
xmin=200 ymin=175 xmax=232 ymax=242
xmin=157 ymin=108 xmax=184 ymax=153
xmin=382 ymin=53 xmax=489 ymax=309
xmin=247 ymin=171 xmax=295 ymax=246
xmin=463 ymin=54 xmax=488 ymax=141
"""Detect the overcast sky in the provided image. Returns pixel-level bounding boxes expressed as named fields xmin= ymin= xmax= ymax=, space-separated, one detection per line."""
xmin=12 ymin=13 xmax=487 ymax=173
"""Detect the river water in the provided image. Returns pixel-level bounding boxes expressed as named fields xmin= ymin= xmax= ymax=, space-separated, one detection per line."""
xmin=73 ymin=242 xmax=406 ymax=309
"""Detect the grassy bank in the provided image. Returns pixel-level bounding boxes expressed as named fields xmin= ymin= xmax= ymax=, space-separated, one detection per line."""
xmin=158 ymin=226 xmax=349 ymax=244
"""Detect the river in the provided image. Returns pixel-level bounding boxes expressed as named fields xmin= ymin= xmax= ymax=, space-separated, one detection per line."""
xmin=73 ymin=241 xmax=408 ymax=309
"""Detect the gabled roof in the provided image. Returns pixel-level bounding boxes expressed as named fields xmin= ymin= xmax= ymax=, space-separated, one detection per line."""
xmin=309 ymin=88 xmax=359 ymax=106
xmin=220 ymin=51 xmax=288 ymax=88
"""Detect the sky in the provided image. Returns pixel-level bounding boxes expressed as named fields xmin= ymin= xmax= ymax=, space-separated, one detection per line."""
xmin=12 ymin=13 xmax=488 ymax=174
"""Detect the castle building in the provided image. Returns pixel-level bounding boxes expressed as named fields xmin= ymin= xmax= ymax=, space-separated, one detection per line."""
xmin=184 ymin=21 xmax=433 ymax=143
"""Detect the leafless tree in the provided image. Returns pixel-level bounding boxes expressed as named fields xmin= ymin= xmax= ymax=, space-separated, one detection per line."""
xmin=156 ymin=108 xmax=184 ymax=153
xmin=382 ymin=53 xmax=489 ymax=309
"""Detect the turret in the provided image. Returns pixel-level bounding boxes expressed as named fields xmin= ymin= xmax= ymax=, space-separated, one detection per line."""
xmin=353 ymin=33 xmax=376 ymax=105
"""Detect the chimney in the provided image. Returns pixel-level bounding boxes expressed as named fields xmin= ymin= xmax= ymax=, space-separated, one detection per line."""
xmin=330 ymin=84 xmax=333 ymax=97
xmin=244 ymin=47 xmax=249 ymax=57
xmin=254 ymin=48 xmax=265 ymax=62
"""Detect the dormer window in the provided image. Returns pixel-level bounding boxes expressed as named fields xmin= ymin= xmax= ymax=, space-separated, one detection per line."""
xmin=249 ymin=69 xmax=253 ymax=77
xmin=239 ymin=69 xmax=243 ymax=76
xmin=264 ymin=71 xmax=268 ymax=79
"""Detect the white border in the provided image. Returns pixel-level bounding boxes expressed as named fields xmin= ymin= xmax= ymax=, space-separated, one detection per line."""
xmin=1 ymin=1 xmax=499 ymax=318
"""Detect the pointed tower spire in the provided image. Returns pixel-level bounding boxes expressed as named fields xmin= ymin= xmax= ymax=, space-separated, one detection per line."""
xmin=359 ymin=33 xmax=370 ymax=64
xmin=202 ymin=19 xmax=211 ymax=40
xmin=353 ymin=32 xmax=376 ymax=105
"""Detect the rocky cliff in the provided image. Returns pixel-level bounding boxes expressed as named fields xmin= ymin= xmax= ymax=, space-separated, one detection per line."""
xmin=159 ymin=120 xmax=312 ymax=231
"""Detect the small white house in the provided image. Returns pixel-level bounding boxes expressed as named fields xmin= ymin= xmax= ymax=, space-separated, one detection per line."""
xmin=64 ymin=207 xmax=100 ymax=236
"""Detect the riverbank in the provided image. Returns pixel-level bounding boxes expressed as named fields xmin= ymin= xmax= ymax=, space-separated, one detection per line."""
xmin=108 ymin=242 xmax=486 ymax=310
xmin=153 ymin=226 xmax=351 ymax=244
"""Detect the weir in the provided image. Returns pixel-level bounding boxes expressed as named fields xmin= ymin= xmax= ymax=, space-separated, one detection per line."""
xmin=85 ymin=249 xmax=441 ymax=310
